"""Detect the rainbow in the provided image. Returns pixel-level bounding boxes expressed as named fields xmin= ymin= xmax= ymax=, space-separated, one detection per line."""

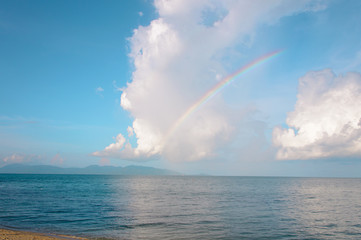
xmin=164 ymin=49 xmax=283 ymax=140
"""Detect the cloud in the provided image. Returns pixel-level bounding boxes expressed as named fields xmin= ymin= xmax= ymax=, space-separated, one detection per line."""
xmin=93 ymin=133 xmax=153 ymax=160
xmin=51 ymin=153 xmax=64 ymax=165
xmin=1 ymin=153 xmax=42 ymax=166
xmin=113 ymin=81 xmax=123 ymax=92
xmin=273 ymin=69 xmax=361 ymax=160
xmin=99 ymin=158 xmax=110 ymax=166
xmin=94 ymin=0 xmax=326 ymax=162
xmin=99 ymin=157 xmax=111 ymax=166
xmin=0 ymin=116 xmax=39 ymax=127
xmin=127 ymin=126 xmax=134 ymax=137
xmin=96 ymin=86 xmax=104 ymax=96
xmin=342 ymin=49 xmax=361 ymax=72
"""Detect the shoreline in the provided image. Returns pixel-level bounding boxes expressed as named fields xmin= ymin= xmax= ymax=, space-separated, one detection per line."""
xmin=0 ymin=228 xmax=88 ymax=240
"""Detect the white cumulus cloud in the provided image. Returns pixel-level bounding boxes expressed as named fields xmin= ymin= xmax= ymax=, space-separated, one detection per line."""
xmin=273 ymin=69 xmax=361 ymax=160
xmin=94 ymin=0 xmax=326 ymax=162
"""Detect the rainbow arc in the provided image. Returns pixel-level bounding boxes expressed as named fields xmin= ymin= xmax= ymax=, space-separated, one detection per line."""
xmin=163 ymin=49 xmax=283 ymax=142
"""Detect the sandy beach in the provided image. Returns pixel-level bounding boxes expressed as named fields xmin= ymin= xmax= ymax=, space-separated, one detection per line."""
xmin=0 ymin=228 xmax=87 ymax=240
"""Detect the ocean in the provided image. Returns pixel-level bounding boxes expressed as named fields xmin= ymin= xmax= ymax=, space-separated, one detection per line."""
xmin=0 ymin=174 xmax=361 ymax=239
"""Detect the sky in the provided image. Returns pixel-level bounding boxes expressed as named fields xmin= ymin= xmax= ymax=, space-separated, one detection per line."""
xmin=1 ymin=0 xmax=361 ymax=177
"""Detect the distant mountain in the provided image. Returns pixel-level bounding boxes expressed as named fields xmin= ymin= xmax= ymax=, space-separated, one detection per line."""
xmin=0 ymin=164 xmax=180 ymax=175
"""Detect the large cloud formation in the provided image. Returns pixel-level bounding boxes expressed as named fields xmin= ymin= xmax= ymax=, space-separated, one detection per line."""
xmin=93 ymin=0 xmax=325 ymax=162
xmin=273 ymin=69 xmax=361 ymax=160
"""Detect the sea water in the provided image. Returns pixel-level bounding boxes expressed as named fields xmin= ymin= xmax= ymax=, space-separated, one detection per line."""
xmin=0 ymin=174 xmax=361 ymax=239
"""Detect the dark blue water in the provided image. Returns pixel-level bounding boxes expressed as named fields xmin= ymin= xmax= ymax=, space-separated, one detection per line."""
xmin=1 ymin=175 xmax=361 ymax=239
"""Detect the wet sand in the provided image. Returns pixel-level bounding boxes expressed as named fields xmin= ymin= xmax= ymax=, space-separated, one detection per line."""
xmin=0 ymin=228 xmax=87 ymax=240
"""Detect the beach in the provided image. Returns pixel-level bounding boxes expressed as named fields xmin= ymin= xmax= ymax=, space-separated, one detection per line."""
xmin=0 ymin=228 xmax=87 ymax=240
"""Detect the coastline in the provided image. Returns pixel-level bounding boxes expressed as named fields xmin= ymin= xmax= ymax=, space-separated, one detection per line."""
xmin=0 ymin=228 xmax=88 ymax=240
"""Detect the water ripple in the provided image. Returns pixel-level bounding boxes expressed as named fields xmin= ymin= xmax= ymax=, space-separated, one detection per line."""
xmin=1 ymin=175 xmax=361 ymax=239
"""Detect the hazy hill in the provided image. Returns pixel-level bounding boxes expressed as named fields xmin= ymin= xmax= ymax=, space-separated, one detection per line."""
xmin=0 ymin=164 xmax=180 ymax=175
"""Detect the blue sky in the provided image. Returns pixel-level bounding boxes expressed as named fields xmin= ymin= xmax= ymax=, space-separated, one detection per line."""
xmin=0 ymin=0 xmax=153 ymax=165
xmin=1 ymin=0 xmax=361 ymax=177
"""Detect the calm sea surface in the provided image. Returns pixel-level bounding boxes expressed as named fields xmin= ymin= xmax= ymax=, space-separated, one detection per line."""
xmin=0 ymin=175 xmax=361 ymax=239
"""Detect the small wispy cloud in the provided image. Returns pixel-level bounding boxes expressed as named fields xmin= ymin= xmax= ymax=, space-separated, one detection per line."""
xmin=99 ymin=157 xmax=111 ymax=166
xmin=138 ymin=11 xmax=143 ymax=17
xmin=113 ymin=81 xmax=123 ymax=92
xmin=51 ymin=153 xmax=64 ymax=166
xmin=0 ymin=116 xmax=39 ymax=127
xmin=95 ymin=86 xmax=104 ymax=97
xmin=1 ymin=153 xmax=43 ymax=166
xmin=127 ymin=126 xmax=134 ymax=137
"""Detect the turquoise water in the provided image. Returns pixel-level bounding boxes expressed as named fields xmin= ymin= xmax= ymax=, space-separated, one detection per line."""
xmin=1 ymin=175 xmax=361 ymax=239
